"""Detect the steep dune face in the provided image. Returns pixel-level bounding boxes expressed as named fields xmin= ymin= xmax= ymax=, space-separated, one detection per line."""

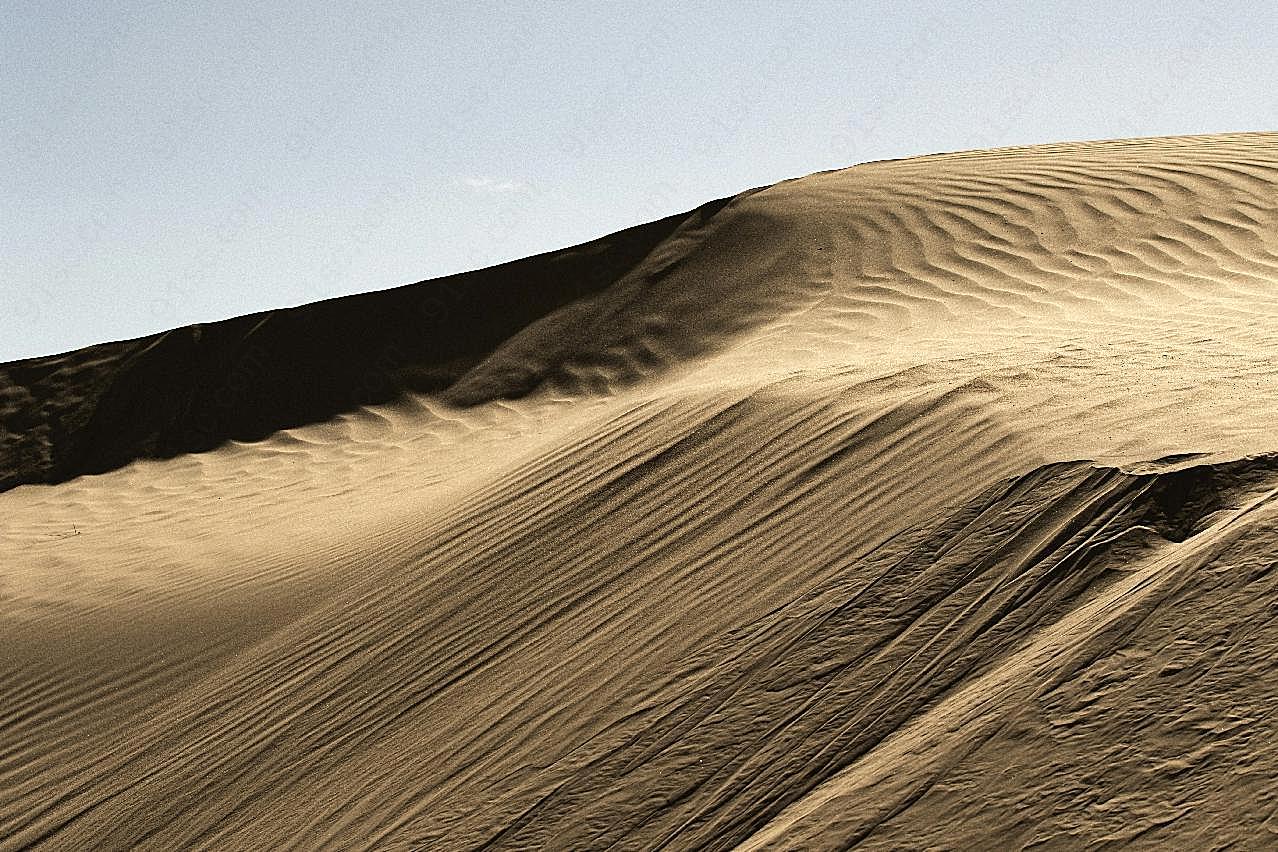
xmin=0 ymin=198 xmax=733 ymax=492
xmin=4 ymin=133 xmax=1278 ymax=849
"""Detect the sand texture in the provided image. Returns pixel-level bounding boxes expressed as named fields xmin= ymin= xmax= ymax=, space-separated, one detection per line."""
xmin=4 ymin=133 xmax=1278 ymax=849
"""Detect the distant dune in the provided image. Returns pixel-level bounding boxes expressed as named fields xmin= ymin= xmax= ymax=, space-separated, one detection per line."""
xmin=4 ymin=133 xmax=1278 ymax=849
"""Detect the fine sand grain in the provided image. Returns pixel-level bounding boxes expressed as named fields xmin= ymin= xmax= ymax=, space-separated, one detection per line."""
xmin=4 ymin=133 xmax=1278 ymax=849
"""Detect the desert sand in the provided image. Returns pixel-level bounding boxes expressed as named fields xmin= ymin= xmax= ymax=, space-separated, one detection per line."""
xmin=3 ymin=132 xmax=1278 ymax=849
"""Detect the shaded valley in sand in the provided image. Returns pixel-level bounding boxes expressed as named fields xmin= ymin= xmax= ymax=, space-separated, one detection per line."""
xmin=4 ymin=133 xmax=1278 ymax=849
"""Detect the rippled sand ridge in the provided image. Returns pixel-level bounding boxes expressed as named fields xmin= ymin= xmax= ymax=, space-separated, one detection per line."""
xmin=4 ymin=133 xmax=1278 ymax=849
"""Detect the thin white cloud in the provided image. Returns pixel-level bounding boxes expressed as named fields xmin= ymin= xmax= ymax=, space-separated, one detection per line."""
xmin=461 ymin=176 xmax=530 ymax=194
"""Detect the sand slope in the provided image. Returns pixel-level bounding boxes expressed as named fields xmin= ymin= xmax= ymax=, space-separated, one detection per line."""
xmin=4 ymin=133 xmax=1278 ymax=849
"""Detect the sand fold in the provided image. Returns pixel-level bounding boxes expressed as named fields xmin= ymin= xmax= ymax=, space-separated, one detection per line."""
xmin=4 ymin=133 xmax=1278 ymax=849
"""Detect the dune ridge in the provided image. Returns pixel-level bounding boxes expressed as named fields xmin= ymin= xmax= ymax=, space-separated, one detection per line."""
xmin=4 ymin=132 xmax=1278 ymax=849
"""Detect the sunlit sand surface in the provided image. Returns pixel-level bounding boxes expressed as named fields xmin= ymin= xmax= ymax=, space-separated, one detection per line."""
xmin=4 ymin=133 xmax=1278 ymax=849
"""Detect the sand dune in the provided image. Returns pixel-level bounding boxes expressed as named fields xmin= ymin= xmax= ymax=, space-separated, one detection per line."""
xmin=4 ymin=133 xmax=1278 ymax=849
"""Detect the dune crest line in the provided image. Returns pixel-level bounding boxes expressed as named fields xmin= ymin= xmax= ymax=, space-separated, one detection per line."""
xmin=4 ymin=133 xmax=1278 ymax=849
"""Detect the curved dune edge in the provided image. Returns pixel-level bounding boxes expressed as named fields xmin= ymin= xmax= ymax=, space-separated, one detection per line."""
xmin=4 ymin=133 xmax=1278 ymax=848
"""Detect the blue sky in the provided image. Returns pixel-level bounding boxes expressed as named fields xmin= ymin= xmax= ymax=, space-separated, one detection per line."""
xmin=3 ymin=0 xmax=1277 ymax=361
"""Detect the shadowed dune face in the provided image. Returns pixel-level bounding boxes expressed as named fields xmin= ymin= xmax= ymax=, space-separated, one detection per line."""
xmin=0 ymin=198 xmax=733 ymax=492
xmin=5 ymin=133 xmax=1278 ymax=849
